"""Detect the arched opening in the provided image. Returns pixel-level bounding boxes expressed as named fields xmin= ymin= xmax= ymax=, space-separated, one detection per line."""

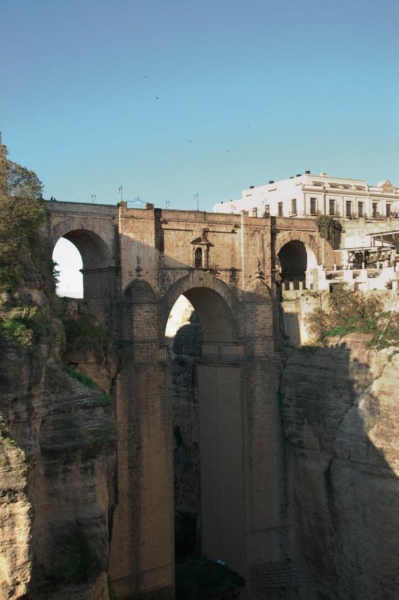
xmin=166 ymin=295 xmax=202 ymax=558
xmin=278 ymin=240 xmax=318 ymax=290
xmin=164 ymin=285 xmax=245 ymax=579
xmin=52 ymin=229 xmax=113 ymax=299
xmin=53 ymin=238 xmax=83 ymax=298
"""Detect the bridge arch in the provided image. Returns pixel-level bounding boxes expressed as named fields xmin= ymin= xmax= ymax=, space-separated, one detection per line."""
xmin=52 ymin=226 xmax=114 ymax=299
xmin=275 ymin=230 xmax=335 ymax=266
xmin=275 ymin=230 xmax=335 ymax=289
xmin=159 ymin=270 xmax=240 ymax=346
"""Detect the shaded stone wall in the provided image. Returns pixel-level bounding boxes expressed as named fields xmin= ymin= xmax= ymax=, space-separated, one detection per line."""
xmin=281 ymin=335 xmax=399 ymax=599
xmin=172 ymin=313 xmax=202 ymax=557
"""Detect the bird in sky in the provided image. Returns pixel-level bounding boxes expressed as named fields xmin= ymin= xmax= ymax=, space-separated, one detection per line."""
xmin=156 ymin=96 xmax=159 ymax=100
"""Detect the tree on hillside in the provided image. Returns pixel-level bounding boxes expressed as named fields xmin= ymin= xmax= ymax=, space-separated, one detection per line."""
xmin=0 ymin=151 xmax=56 ymax=344
xmin=1 ymin=158 xmax=43 ymax=200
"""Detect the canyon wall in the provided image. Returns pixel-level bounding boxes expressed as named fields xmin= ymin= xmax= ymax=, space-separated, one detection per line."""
xmin=171 ymin=307 xmax=399 ymax=599
xmin=281 ymin=335 xmax=399 ymax=599
xmin=2 ymin=287 xmax=399 ymax=600
xmin=0 ymin=317 xmax=117 ymax=600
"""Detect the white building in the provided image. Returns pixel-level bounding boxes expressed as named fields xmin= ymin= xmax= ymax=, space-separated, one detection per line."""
xmin=214 ymin=172 xmax=399 ymax=220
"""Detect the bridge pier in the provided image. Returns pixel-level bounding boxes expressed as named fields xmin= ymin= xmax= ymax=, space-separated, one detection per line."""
xmin=110 ymin=354 xmax=175 ymax=600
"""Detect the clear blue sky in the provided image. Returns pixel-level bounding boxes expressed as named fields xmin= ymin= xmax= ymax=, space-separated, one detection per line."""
xmin=2 ymin=0 xmax=399 ymax=213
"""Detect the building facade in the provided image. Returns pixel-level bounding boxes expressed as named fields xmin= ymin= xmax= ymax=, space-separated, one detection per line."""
xmin=214 ymin=172 xmax=399 ymax=221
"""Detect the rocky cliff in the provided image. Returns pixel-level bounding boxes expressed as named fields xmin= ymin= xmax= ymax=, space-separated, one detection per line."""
xmin=281 ymin=335 xmax=399 ymax=599
xmin=0 ymin=317 xmax=117 ymax=600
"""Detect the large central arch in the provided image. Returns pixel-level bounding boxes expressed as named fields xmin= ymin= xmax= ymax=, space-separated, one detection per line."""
xmin=161 ymin=273 xmax=245 ymax=575
xmin=160 ymin=270 xmax=242 ymax=361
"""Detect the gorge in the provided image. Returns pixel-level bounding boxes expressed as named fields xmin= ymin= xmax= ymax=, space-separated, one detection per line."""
xmin=1 ymin=155 xmax=399 ymax=600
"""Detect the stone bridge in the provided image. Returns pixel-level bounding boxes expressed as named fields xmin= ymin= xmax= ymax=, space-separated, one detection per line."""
xmin=46 ymin=200 xmax=333 ymax=599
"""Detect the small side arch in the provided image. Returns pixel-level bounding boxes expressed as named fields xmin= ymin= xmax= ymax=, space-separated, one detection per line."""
xmin=52 ymin=226 xmax=114 ymax=299
xmin=275 ymin=230 xmax=335 ymax=267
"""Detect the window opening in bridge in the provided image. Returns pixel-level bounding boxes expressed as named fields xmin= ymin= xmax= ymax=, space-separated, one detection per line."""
xmin=194 ymin=248 xmax=202 ymax=268
xmin=52 ymin=238 xmax=83 ymax=298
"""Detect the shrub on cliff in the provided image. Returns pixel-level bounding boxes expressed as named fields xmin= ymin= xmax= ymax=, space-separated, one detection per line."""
xmin=175 ymin=556 xmax=245 ymax=599
xmin=316 ymin=215 xmax=342 ymax=247
xmin=306 ymin=291 xmax=399 ymax=347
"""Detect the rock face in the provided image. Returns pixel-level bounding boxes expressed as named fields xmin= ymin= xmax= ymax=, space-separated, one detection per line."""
xmin=281 ymin=335 xmax=399 ymax=599
xmin=0 ymin=325 xmax=116 ymax=600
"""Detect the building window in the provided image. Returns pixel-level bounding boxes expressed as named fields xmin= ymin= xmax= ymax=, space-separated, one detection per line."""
xmin=310 ymin=198 xmax=317 ymax=215
xmin=194 ymin=248 xmax=202 ymax=268
xmin=291 ymin=199 xmax=297 ymax=215
xmin=372 ymin=202 xmax=378 ymax=218
xmin=358 ymin=202 xmax=364 ymax=218
xmin=386 ymin=203 xmax=392 ymax=217
xmin=346 ymin=201 xmax=352 ymax=218
xmin=264 ymin=204 xmax=270 ymax=216
xmin=278 ymin=202 xmax=283 ymax=217
xmin=329 ymin=199 xmax=335 ymax=215
xmin=252 ymin=207 xmax=258 ymax=217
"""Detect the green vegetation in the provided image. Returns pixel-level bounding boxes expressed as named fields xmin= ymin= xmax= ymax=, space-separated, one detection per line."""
xmin=315 ymin=215 xmax=342 ymax=247
xmin=0 ymin=156 xmax=55 ymax=290
xmin=63 ymin=365 xmax=112 ymax=405
xmin=62 ymin=308 xmax=121 ymax=367
xmin=0 ymin=153 xmax=56 ymax=345
xmin=48 ymin=529 xmax=107 ymax=584
xmin=0 ymin=289 xmax=51 ymax=346
xmin=175 ymin=556 xmax=245 ymax=600
xmin=306 ymin=290 xmax=399 ymax=348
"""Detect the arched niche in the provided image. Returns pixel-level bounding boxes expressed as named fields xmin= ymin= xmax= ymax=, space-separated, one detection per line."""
xmin=278 ymin=239 xmax=318 ymax=290
xmin=278 ymin=240 xmax=307 ymax=280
